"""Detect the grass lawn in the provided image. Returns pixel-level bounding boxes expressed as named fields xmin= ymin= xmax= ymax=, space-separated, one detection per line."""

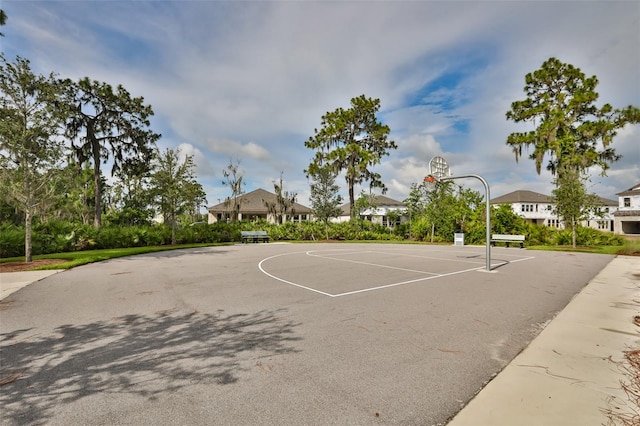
xmin=527 ymin=238 xmax=639 ymax=256
xmin=0 ymin=243 xmax=231 ymax=271
xmin=526 ymin=245 xmax=623 ymax=255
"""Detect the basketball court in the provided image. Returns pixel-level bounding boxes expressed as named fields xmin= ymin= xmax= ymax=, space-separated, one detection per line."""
xmin=258 ymin=245 xmax=534 ymax=297
xmin=0 ymin=242 xmax=614 ymax=425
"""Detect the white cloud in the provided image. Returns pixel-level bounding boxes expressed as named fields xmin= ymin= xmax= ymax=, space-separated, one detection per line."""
xmin=206 ymin=139 xmax=270 ymax=162
xmin=3 ymin=0 xmax=638 ymax=208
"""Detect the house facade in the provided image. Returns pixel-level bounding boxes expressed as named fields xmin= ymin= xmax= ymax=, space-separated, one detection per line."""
xmin=490 ymin=190 xmax=618 ymax=232
xmin=207 ymin=188 xmax=312 ymax=224
xmin=334 ymin=195 xmax=406 ymax=227
xmin=613 ymin=183 xmax=640 ymax=235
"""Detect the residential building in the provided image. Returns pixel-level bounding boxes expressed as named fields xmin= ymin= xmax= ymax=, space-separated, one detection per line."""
xmin=334 ymin=195 xmax=406 ymax=227
xmin=207 ymin=188 xmax=312 ymax=224
xmin=490 ymin=190 xmax=618 ymax=232
xmin=613 ymin=183 xmax=640 ymax=235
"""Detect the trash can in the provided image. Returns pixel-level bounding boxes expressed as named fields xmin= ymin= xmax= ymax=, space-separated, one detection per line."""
xmin=454 ymin=232 xmax=464 ymax=246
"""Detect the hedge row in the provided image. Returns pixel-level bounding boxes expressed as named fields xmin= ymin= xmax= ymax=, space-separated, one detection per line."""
xmin=0 ymin=219 xmax=624 ymax=258
xmin=0 ymin=221 xmax=243 ymax=258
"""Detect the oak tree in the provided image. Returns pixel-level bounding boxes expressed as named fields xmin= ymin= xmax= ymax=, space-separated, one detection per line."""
xmin=506 ymin=58 xmax=638 ymax=240
xmin=59 ymin=77 xmax=160 ymax=227
xmin=506 ymin=57 xmax=639 ymax=176
xmin=305 ymin=95 xmax=397 ymax=219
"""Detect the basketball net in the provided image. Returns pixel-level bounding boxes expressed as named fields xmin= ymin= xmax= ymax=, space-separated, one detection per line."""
xmin=423 ymin=175 xmax=438 ymax=192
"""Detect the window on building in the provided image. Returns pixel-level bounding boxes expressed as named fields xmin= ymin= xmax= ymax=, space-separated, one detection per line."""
xmin=547 ymin=219 xmax=560 ymax=228
xmin=624 ymin=197 xmax=631 ymax=207
xmin=597 ymin=221 xmax=609 ymax=230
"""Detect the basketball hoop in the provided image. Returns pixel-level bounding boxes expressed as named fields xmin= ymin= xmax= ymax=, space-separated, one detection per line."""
xmin=426 ymin=155 xmax=493 ymax=272
xmin=429 ymin=156 xmax=451 ymax=180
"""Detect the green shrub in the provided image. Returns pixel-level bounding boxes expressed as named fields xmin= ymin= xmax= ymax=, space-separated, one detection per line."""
xmin=95 ymin=226 xmax=125 ymax=249
xmin=410 ymin=217 xmax=432 ymax=241
xmin=523 ymin=222 xmax=554 ymax=246
xmin=143 ymin=225 xmax=170 ymax=246
xmin=545 ymin=226 xmax=624 ymax=247
xmin=574 ymin=227 xmax=624 ymax=246
xmin=0 ymin=223 xmax=24 ymax=257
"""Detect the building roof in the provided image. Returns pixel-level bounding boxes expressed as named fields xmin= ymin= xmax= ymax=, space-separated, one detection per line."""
xmin=208 ymin=188 xmax=312 ymax=214
xmin=616 ymin=183 xmax=640 ymax=197
xmin=596 ymin=196 xmax=618 ymax=206
xmin=613 ymin=210 xmax=640 ymax=217
xmin=490 ymin=190 xmax=552 ymax=204
xmin=370 ymin=195 xmax=406 ymax=207
xmin=491 ymin=190 xmax=616 ymax=206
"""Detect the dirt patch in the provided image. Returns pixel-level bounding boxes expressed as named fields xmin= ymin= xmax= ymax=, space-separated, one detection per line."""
xmin=0 ymin=259 xmax=67 ymax=273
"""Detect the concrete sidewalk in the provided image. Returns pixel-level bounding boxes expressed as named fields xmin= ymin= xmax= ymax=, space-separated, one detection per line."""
xmin=0 ymin=270 xmax=63 ymax=301
xmin=448 ymin=255 xmax=640 ymax=425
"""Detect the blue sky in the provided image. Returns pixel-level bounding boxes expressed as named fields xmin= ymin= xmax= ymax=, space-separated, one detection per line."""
xmin=2 ymin=0 xmax=638 ymax=209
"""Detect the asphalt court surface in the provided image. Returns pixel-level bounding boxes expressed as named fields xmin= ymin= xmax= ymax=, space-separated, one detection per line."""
xmin=0 ymin=243 xmax=614 ymax=425
xmin=259 ymin=246 xmax=535 ymax=297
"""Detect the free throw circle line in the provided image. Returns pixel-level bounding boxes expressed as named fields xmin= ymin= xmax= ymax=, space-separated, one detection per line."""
xmin=258 ymin=251 xmax=336 ymax=297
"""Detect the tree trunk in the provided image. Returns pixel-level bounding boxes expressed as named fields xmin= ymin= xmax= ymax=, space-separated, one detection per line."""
xmin=25 ymin=209 xmax=33 ymax=263
xmin=93 ymin=144 xmax=102 ymax=228
xmin=348 ymin=182 xmax=355 ymax=219
xmin=86 ymin=121 xmax=102 ymax=228
xmin=572 ymin=218 xmax=577 ymax=248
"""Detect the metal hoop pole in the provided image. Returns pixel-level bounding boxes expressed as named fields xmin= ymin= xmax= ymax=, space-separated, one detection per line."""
xmin=441 ymin=174 xmax=492 ymax=272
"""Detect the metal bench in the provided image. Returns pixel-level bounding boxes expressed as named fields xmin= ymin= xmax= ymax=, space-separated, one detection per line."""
xmin=490 ymin=234 xmax=525 ymax=248
xmin=241 ymin=231 xmax=270 ymax=244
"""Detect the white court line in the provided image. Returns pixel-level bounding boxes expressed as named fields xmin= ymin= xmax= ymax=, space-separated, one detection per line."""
xmin=317 ymin=247 xmax=534 ymax=264
xmin=306 ymin=250 xmax=441 ymax=275
xmin=332 ymin=264 xmax=490 ymax=297
xmin=333 ymin=256 xmax=536 ymax=297
xmin=308 ymin=248 xmax=531 ymax=267
xmin=495 ymin=255 xmax=536 ymax=265
xmin=258 ymin=249 xmax=536 ymax=298
xmin=337 ymin=249 xmax=490 ymax=266
xmin=258 ymin=251 xmax=335 ymax=297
